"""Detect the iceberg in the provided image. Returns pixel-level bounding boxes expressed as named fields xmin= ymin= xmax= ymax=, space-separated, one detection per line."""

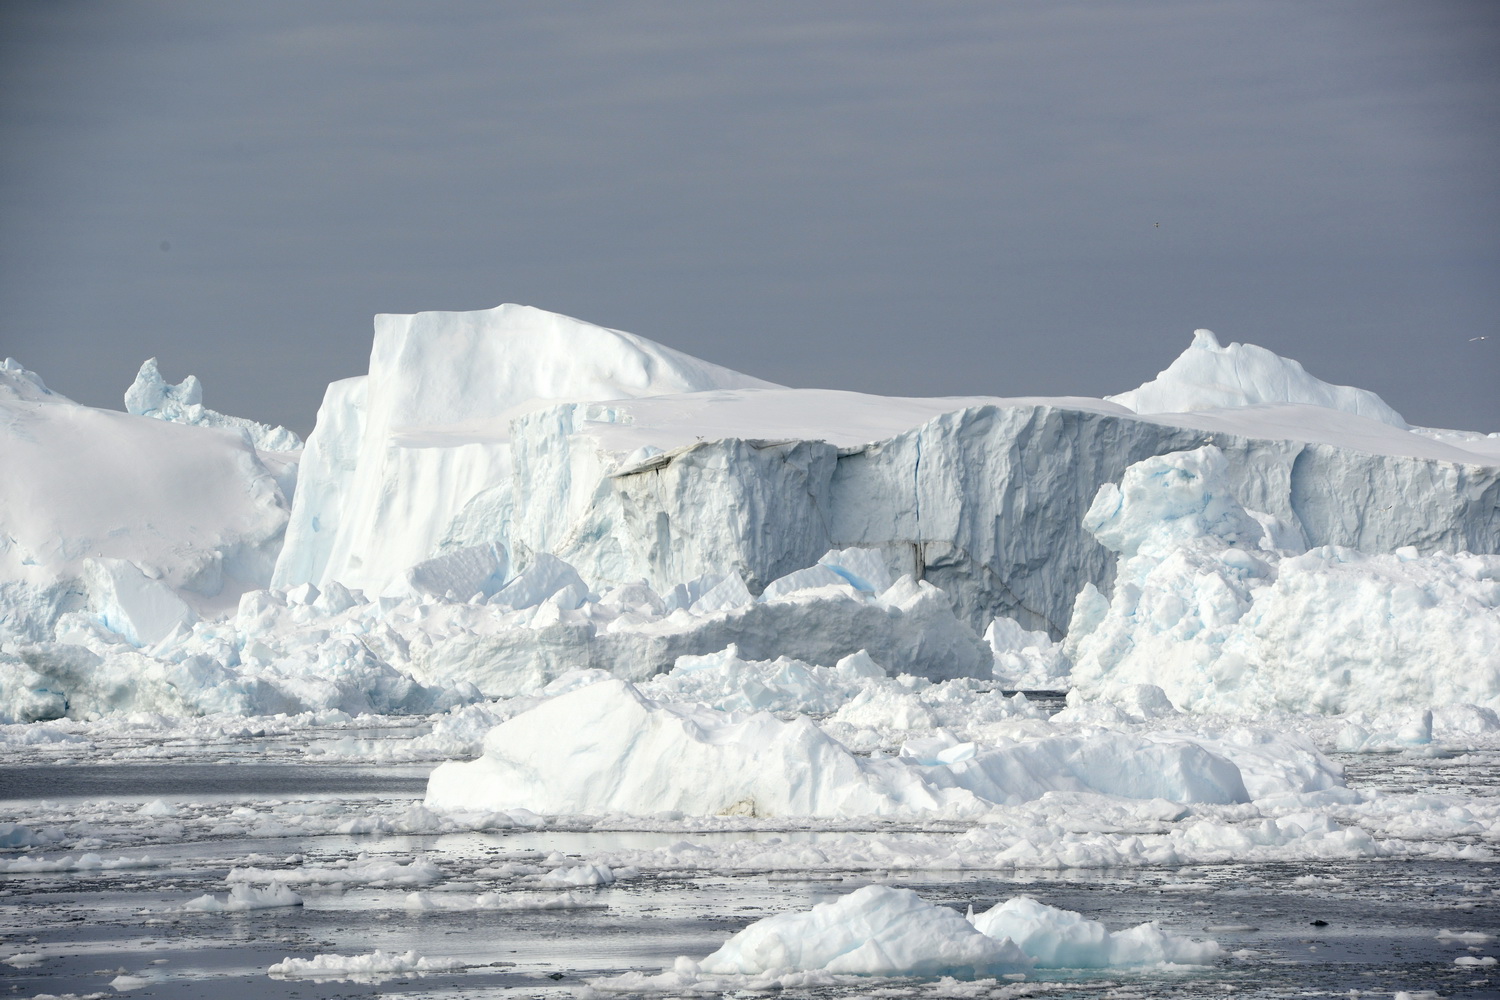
xmin=697 ymin=885 xmax=1032 ymax=978
xmin=424 ymin=678 xmax=1256 ymax=818
xmin=0 ymin=359 xmax=292 ymax=644
xmin=271 ymin=303 xmax=777 ymax=597
xmin=684 ymin=885 xmax=1216 ymax=977
xmin=1106 ymin=328 xmax=1410 ymax=427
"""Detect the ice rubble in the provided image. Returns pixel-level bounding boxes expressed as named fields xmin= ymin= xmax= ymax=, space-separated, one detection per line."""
xmin=0 ymin=543 xmax=994 ymax=722
xmin=0 ymin=358 xmax=292 ymax=644
xmin=1066 ymin=445 xmax=1500 ymax=715
xmin=126 ymin=357 xmax=302 ymax=452
xmin=687 ymin=886 xmax=1217 ymax=977
xmin=425 ymin=678 xmax=1255 ymax=819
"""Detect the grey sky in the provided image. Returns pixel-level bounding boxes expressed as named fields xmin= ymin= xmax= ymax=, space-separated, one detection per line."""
xmin=2 ymin=1 xmax=1496 ymax=435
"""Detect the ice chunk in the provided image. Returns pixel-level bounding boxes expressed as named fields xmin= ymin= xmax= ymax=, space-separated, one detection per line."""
xmin=83 ymin=558 xmax=198 ymax=647
xmin=985 ymin=615 xmax=1069 ymax=688
xmin=971 ymin=896 xmax=1221 ymax=967
xmin=697 ymin=885 xmax=1031 ymax=977
xmin=688 ymin=572 xmax=754 ymax=613
xmin=404 ymin=543 xmax=509 ymax=600
xmin=818 ymin=546 xmax=896 ymax=594
xmin=1108 ymin=329 xmax=1408 ymax=428
xmin=760 ymin=564 xmax=851 ymax=601
xmin=268 ymin=949 xmax=464 ymax=981
xmin=1068 ymin=447 xmax=1500 ymax=715
xmin=425 ymin=679 xmax=1253 ymax=818
xmin=489 ymin=553 xmax=587 ymax=610
xmin=183 ymin=881 xmax=303 ymax=912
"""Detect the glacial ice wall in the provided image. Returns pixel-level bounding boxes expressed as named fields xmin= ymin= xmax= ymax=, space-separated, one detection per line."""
xmin=505 ymin=397 xmax=1500 ymax=635
xmin=270 ymin=313 xmax=1500 ymax=636
xmin=271 ymin=304 xmax=777 ymax=595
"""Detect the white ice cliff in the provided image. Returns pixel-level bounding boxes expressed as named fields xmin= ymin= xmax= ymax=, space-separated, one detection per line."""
xmin=270 ymin=307 xmax=1500 ymax=642
xmin=270 ymin=303 xmax=777 ymax=596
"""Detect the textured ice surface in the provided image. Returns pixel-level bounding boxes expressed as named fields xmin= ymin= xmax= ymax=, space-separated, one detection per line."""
xmin=269 ymin=311 xmax=1500 ymax=639
xmin=0 ymin=359 xmax=291 ymax=643
xmin=970 ymin=895 xmax=1221 ymax=967
xmin=1067 ymin=446 xmax=1500 ymax=715
xmin=271 ymin=303 xmax=777 ymax=597
xmin=696 ymin=885 xmax=1032 ymax=977
xmin=425 ymin=678 xmax=1257 ymax=818
xmin=126 ymin=357 xmax=302 ymax=452
xmin=1107 ymin=328 xmax=1409 ymax=427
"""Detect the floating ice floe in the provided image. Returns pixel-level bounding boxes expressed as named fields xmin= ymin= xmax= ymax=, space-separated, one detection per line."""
xmin=426 ymin=678 xmax=1259 ymax=819
xmin=604 ymin=885 xmax=1216 ymax=985
xmin=268 ymin=949 xmax=466 ymax=982
xmin=1066 ymin=445 xmax=1500 ymax=716
xmin=183 ymin=881 xmax=302 ymax=912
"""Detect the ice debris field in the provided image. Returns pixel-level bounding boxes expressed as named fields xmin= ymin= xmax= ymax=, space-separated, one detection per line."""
xmin=1 ymin=304 xmax=1498 ymax=998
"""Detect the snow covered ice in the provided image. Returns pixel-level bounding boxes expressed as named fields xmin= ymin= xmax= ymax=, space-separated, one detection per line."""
xmin=3 ymin=306 xmax=1499 ymax=998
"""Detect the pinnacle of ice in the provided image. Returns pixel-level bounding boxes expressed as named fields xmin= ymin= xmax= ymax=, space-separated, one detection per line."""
xmin=1107 ymin=329 xmax=1409 ymax=428
xmin=126 ymin=357 xmax=303 ymax=452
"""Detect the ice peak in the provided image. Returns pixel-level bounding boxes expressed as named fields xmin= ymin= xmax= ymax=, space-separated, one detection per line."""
xmin=1109 ymin=330 xmax=1408 ymax=429
xmin=0 ymin=358 xmax=65 ymax=403
xmin=125 ymin=357 xmax=301 ymax=452
xmin=1190 ymin=328 xmax=1222 ymax=350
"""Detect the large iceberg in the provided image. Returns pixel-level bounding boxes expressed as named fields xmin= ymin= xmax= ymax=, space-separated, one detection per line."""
xmin=270 ymin=310 xmax=1500 ymax=640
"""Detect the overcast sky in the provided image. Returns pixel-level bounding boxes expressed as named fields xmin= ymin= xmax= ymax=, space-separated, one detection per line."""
xmin=2 ymin=1 xmax=1496 ymax=434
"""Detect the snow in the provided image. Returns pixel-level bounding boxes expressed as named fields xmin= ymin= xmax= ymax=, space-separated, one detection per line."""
xmin=125 ymin=357 xmax=302 ymax=452
xmin=1108 ymin=328 xmax=1409 ymax=428
xmin=1066 ymin=445 xmax=1500 ymax=715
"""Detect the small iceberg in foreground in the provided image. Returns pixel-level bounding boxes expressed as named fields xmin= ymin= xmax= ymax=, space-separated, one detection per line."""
xmin=597 ymin=885 xmax=1219 ymax=986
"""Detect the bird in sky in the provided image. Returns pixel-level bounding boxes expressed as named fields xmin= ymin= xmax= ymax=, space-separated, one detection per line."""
xmin=1470 ymin=336 xmax=1489 ymax=342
